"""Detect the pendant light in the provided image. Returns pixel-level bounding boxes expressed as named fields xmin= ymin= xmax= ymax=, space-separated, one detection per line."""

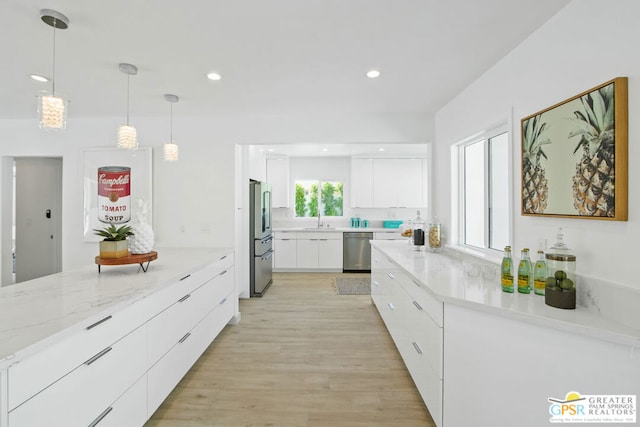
xmin=117 ymin=63 xmax=138 ymax=149
xmin=38 ymin=9 xmax=69 ymax=130
xmin=163 ymin=94 xmax=179 ymax=161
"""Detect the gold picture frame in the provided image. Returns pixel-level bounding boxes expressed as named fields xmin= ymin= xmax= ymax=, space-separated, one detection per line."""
xmin=521 ymin=77 xmax=628 ymax=220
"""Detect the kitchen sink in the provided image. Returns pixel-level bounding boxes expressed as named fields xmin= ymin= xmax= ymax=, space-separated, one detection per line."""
xmin=303 ymin=227 xmax=336 ymax=230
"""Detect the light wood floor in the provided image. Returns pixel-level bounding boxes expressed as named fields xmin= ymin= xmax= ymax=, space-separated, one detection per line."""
xmin=146 ymin=272 xmax=436 ymax=427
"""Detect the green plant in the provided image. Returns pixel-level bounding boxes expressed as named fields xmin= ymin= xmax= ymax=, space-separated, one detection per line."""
xmin=308 ymin=183 xmax=319 ymax=217
xmin=295 ymin=183 xmax=306 ymax=217
xmin=93 ymin=224 xmax=134 ymax=241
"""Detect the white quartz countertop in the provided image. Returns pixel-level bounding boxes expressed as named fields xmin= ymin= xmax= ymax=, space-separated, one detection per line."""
xmin=0 ymin=247 xmax=232 ymax=366
xmin=274 ymin=227 xmax=398 ymax=232
xmin=371 ymin=241 xmax=640 ymax=348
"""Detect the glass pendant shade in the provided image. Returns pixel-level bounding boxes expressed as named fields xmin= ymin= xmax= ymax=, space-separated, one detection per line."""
xmin=117 ymin=63 xmax=138 ymax=149
xmin=38 ymin=9 xmax=69 ymax=130
xmin=163 ymin=94 xmax=179 ymax=161
xmin=38 ymin=93 xmax=67 ymax=129
xmin=164 ymin=142 xmax=179 ymax=161
xmin=117 ymin=125 xmax=138 ymax=149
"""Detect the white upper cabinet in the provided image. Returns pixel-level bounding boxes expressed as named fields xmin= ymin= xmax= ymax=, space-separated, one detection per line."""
xmin=351 ymin=158 xmax=425 ymax=208
xmin=266 ymin=157 xmax=289 ymax=208
xmin=351 ymin=158 xmax=375 ymax=208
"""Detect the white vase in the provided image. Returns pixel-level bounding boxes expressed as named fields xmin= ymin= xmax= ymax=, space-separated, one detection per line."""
xmin=129 ymin=221 xmax=154 ymax=254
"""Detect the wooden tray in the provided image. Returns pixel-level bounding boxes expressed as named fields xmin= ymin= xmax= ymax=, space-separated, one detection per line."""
xmin=95 ymin=251 xmax=158 ymax=273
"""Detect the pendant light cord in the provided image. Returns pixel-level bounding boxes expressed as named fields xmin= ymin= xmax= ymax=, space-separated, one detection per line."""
xmin=126 ymin=73 xmax=130 ymax=126
xmin=170 ymin=102 xmax=173 ymax=141
xmin=51 ymin=19 xmax=56 ymax=95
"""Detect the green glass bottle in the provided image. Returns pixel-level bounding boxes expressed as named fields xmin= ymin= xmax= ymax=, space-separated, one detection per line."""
xmin=517 ymin=248 xmax=532 ymax=294
xmin=501 ymin=246 xmax=514 ymax=293
xmin=533 ymin=250 xmax=547 ymax=296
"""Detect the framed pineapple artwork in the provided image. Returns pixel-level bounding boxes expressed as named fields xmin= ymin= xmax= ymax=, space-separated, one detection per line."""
xmin=521 ymin=77 xmax=628 ymax=220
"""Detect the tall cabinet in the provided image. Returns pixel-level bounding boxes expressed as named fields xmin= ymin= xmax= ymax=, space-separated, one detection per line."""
xmin=266 ymin=157 xmax=289 ymax=208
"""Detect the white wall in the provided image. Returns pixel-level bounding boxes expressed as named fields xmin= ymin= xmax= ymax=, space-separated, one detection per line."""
xmin=434 ymin=0 xmax=639 ymax=289
xmin=0 ymin=111 xmax=430 ymax=281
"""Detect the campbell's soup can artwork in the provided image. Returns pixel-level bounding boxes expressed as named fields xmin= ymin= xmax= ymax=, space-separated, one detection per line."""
xmin=98 ymin=166 xmax=131 ymax=224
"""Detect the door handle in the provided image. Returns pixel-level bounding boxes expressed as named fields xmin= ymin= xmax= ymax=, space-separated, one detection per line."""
xmin=45 ymin=209 xmax=51 ymax=218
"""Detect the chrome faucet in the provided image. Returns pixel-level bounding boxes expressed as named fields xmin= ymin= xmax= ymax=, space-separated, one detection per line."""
xmin=317 ymin=213 xmax=322 ymax=228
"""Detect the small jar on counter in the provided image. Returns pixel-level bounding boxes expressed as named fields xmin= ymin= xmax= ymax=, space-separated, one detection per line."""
xmin=544 ymin=228 xmax=576 ymax=309
xmin=428 ymin=218 xmax=442 ymax=252
xmin=412 ymin=211 xmax=425 ymax=251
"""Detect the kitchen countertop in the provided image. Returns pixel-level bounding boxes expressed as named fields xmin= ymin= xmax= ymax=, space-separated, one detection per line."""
xmin=371 ymin=240 xmax=640 ymax=348
xmin=0 ymin=247 xmax=232 ymax=367
xmin=274 ymin=227 xmax=400 ymax=233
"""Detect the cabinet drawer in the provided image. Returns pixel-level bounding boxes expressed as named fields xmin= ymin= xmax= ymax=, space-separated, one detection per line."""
xmin=7 ymin=302 xmax=148 ymax=411
xmin=401 ymin=277 xmax=443 ymax=327
xmin=409 ymin=310 xmax=443 ymax=379
xmin=148 ymin=266 xmax=234 ymax=365
xmin=88 ymin=373 xmax=147 ymax=427
xmin=171 ymin=253 xmax=233 ymax=299
xmin=9 ymin=325 xmax=147 ymax=427
xmin=394 ymin=334 xmax=442 ymax=426
xmin=148 ymin=295 xmax=234 ymax=417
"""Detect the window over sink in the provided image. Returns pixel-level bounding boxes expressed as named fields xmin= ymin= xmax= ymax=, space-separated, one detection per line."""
xmin=294 ymin=180 xmax=343 ymax=217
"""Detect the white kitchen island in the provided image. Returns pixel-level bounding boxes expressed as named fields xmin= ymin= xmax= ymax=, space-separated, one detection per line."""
xmin=0 ymin=247 xmax=236 ymax=427
xmin=371 ymin=240 xmax=640 ymax=427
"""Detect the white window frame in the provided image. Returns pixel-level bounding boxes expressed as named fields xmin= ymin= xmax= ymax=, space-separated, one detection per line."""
xmin=452 ymin=122 xmax=513 ymax=258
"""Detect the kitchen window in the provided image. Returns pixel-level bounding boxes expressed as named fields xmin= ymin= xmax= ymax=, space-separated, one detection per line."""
xmin=295 ymin=180 xmax=343 ymax=217
xmin=456 ymin=125 xmax=511 ymax=252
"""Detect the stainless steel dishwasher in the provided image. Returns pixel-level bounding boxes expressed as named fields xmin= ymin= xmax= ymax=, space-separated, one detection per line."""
xmin=343 ymin=232 xmax=373 ymax=272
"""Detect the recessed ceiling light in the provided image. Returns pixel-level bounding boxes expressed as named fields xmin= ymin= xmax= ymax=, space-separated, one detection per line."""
xmin=378 ymin=148 xmax=385 ymax=151
xmin=30 ymin=74 xmax=49 ymax=82
xmin=366 ymin=69 xmax=381 ymax=78
xmin=322 ymin=148 xmax=328 ymax=152
xmin=206 ymin=72 xmax=221 ymax=81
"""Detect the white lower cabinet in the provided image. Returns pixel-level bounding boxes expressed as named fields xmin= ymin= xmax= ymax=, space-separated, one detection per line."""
xmin=148 ymin=295 xmax=234 ymax=416
xmin=9 ymin=325 xmax=147 ymax=426
xmin=5 ymin=252 xmax=236 ymax=427
xmin=273 ymin=232 xmax=297 ymax=269
xmin=93 ymin=374 xmax=148 ymax=427
xmin=295 ymin=232 xmax=343 ymax=270
xmin=371 ymin=247 xmax=443 ymax=427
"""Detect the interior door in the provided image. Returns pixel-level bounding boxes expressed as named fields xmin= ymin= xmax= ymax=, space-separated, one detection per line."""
xmin=15 ymin=157 xmax=63 ymax=282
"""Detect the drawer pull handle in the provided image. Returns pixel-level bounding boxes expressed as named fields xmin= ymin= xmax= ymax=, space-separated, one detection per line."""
xmin=178 ymin=294 xmax=191 ymax=303
xmin=387 ymin=302 xmax=395 ymax=311
xmin=413 ymin=280 xmax=422 ymax=288
xmin=220 ymin=255 xmax=227 ymax=260
xmin=412 ymin=342 xmax=423 ymax=355
xmin=180 ymin=274 xmax=191 ymax=281
xmin=387 ymin=273 xmax=395 ymax=279
xmin=85 ymin=347 xmax=113 ymax=366
xmin=220 ymin=298 xmax=227 ymax=305
xmin=88 ymin=406 xmax=113 ymax=427
xmin=86 ymin=315 xmax=112 ymax=330
xmin=413 ymin=301 xmax=423 ymax=311
xmin=179 ymin=332 xmax=191 ymax=343
xmin=219 ymin=270 xmax=228 ymax=276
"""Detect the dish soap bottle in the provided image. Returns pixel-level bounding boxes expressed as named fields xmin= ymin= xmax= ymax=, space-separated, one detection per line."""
xmin=517 ymin=248 xmax=532 ymax=294
xmin=533 ymin=250 xmax=547 ymax=296
xmin=501 ymin=246 xmax=514 ymax=293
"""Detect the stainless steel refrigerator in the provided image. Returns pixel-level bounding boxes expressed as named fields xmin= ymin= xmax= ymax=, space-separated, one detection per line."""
xmin=249 ymin=180 xmax=273 ymax=297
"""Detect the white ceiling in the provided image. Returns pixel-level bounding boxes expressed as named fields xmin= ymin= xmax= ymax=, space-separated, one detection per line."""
xmin=1 ymin=0 xmax=570 ymax=120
